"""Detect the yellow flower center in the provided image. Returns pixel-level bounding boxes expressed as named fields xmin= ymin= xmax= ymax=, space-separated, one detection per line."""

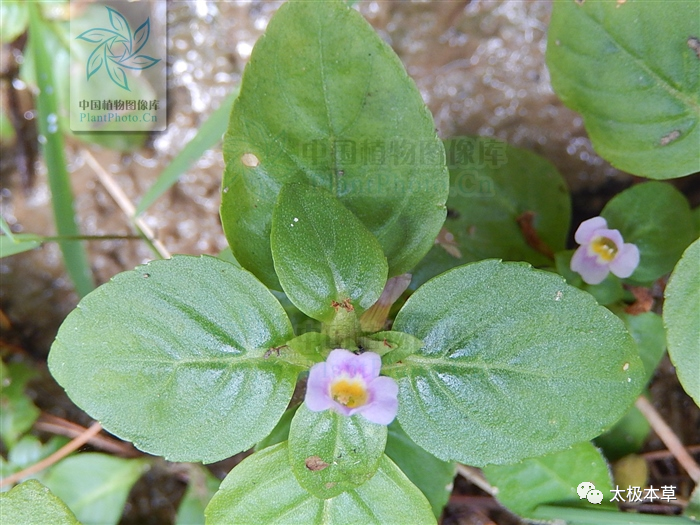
xmin=330 ymin=378 xmax=368 ymax=408
xmin=590 ymin=236 xmax=618 ymax=262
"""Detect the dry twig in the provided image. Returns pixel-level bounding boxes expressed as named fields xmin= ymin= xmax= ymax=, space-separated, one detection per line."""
xmin=82 ymin=149 xmax=171 ymax=259
xmin=0 ymin=422 xmax=103 ymax=488
xmin=636 ymin=396 xmax=700 ymax=483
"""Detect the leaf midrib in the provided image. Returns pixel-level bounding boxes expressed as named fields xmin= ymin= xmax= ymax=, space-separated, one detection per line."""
xmin=389 ymin=354 xmax=598 ymax=381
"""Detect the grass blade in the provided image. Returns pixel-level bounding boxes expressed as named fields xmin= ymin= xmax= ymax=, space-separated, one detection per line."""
xmin=0 ymin=234 xmax=41 ymax=258
xmin=533 ymin=505 xmax=695 ymax=525
xmin=0 ymin=216 xmax=16 ymax=242
xmin=134 ymin=89 xmax=239 ymax=216
xmin=28 ymin=4 xmax=94 ymax=297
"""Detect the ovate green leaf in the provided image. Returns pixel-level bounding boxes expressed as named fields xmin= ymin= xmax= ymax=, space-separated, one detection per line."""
xmin=411 ymin=137 xmax=570 ymax=288
xmin=601 ymin=182 xmax=695 ymax=284
xmin=618 ymin=312 xmax=666 ymax=385
xmin=547 ymin=1 xmax=700 ymax=179
xmin=175 ymin=465 xmax=221 ymax=525
xmin=205 ymin=443 xmax=435 ymax=525
xmin=255 ymin=405 xmax=298 ymax=452
xmin=483 ymin=442 xmax=615 ymax=519
xmin=0 ymin=362 xmax=40 ymax=448
xmin=221 ymin=0 xmax=448 ymax=289
xmin=43 ymin=453 xmax=148 ymax=525
xmin=385 ymin=421 xmax=455 ymax=518
xmin=664 ymin=238 xmax=700 ymax=406
xmin=7 ymin=435 xmax=44 ymax=470
xmin=48 ymin=255 xmax=300 ymax=463
xmin=594 ymin=403 xmax=650 ymax=462
xmin=0 ymin=480 xmax=80 ymax=525
xmin=271 ymin=183 xmax=387 ymax=322
xmin=288 ymin=403 xmax=387 ymax=499
xmin=385 ymin=260 xmax=644 ymax=466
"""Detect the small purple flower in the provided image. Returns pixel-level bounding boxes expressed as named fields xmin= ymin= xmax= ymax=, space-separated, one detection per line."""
xmin=571 ymin=216 xmax=640 ymax=285
xmin=305 ymin=349 xmax=398 ymax=425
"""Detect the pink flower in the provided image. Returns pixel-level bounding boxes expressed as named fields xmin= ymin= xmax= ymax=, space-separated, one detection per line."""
xmin=571 ymin=217 xmax=640 ymax=285
xmin=305 ymin=349 xmax=398 ymax=425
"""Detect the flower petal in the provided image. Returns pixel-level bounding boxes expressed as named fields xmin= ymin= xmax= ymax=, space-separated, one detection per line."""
xmin=609 ymin=242 xmax=640 ymax=278
xmin=571 ymin=246 xmax=610 ymax=285
xmin=305 ymin=362 xmax=333 ymax=412
xmin=574 ymin=216 xmax=608 ymax=245
xmin=331 ymin=401 xmax=354 ymax=416
xmin=594 ymin=228 xmax=624 ymax=249
xmin=326 ymin=348 xmax=380 ymax=382
xmin=355 ymin=351 xmax=382 ymax=381
xmin=359 ymin=376 xmax=399 ymax=425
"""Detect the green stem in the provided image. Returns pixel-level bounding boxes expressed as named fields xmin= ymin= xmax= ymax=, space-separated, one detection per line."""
xmin=532 ymin=505 xmax=694 ymax=525
xmin=20 ymin=234 xmax=142 ymax=242
xmin=28 ymin=4 xmax=95 ymax=297
xmin=322 ymin=308 xmax=360 ymax=347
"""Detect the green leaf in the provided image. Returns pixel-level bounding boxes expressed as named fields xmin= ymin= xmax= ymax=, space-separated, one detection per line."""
xmin=2 ymin=435 xmax=69 ymax=485
xmin=284 ymin=332 xmax=331 ymax=366
xmin=483 ymin=442 xmax=615 ymax=519
xmin=664 ymin=238 xmax=700 ymax=406
xmin=555 ymin=250 xmax=624 ymax=306
xmin=411 ymin=137 xmax=570 ymax=288
xmin=135 ymin=89 xmax=239 ymax=216
xmin=0 ymin=362 xmax=40 ymax=448
xmin=7 ymin=435 xmax=44 ymax=470
xmin=28 ymin=5 xmax=94 ymax=297
xmin=385 ymin=420 xmax=455 ymax=518
xmin=0 ymin=217 xmax=14 ymax=241
xmin=601 ymin=182 xmax=695 ymax=284
xmin=410 ymin=245 xmax=479 ymax=292
xmin=0 ymin=480 xmax=80 ymax=525
xmin=618 ymin=312 xmax=666 ymax=385
xmin=43 ymin=453 xmax=148 ymax=525
xmin=175 ymin=465 xmax=221 ymax=525
xmin=271 ymin=183 xmax=388 ymax=322
xmin=0 ymin=109 xmax=15 ymax=145
xmin=685 ymin=484 xmax=700 ymax=521
xmin=221 ymin=0 xmax=448 ymax=289
xmin=0 ymin=234 xmax=42 ymax=258
xmin=359 ymin=331 xmax=423 ymax=366
xmin=594 ymin=404 xmax=650 ymax=462
xmin=205 ymin=442 xmax=436 ymax=525
xmin=288 ymin=403 xmax=387 ymax=499
xmin=385 ymin=260 xmax=645 ymax=466
xmin=546 ymin=1 xmax=700 ymax=179
xmin=272 ymin=290 xmax=322 ymax=336
xmin=0 ymin=1 xmax=28 ymax=44
xmin=255 ymin=405 xmax=298 ymax=452
xmin=48 ymin=255 xmax=301 ymax=463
